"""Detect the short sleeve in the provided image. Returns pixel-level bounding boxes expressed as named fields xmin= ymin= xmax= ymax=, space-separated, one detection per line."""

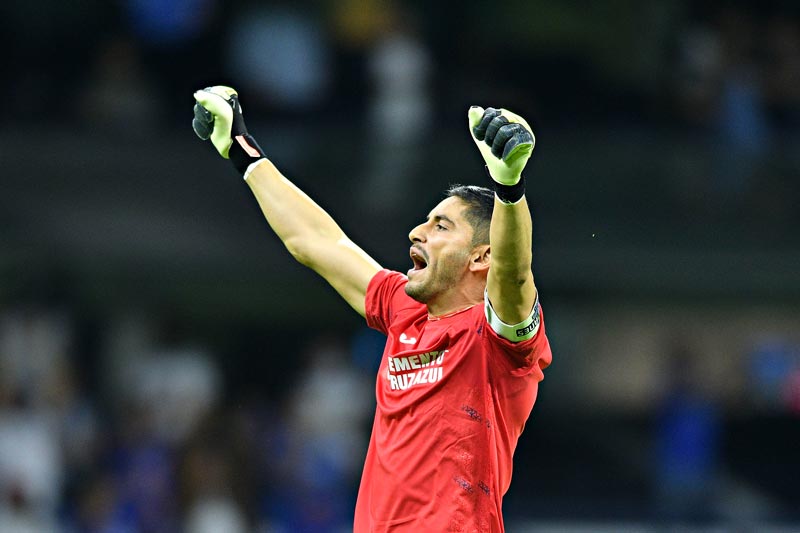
xmin=482 ymin=305 xmax=552 ymax=379
xmin=364 ymin=269 xmax=412 ymax=334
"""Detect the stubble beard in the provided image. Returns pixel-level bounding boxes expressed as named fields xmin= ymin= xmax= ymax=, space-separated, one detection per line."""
xmin=404 ymin=274 xmax=434 ymax=303
xmin=404 ymin=252 xmax=466 ymax=304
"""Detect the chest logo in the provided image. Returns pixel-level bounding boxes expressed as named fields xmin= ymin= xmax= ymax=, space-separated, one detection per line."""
xmin=399 ymin=332 xmax=417 ymax=344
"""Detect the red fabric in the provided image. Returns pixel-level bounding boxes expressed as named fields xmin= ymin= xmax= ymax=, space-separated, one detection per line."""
xmin=354 ymin=270 xmax=552 ymax=532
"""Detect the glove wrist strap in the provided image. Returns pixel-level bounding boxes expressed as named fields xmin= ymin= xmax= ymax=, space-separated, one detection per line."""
xmin=230 ymin=134 xmax=267 ymax=174
xmin=493 ymin=176 xmax=526 ymax=204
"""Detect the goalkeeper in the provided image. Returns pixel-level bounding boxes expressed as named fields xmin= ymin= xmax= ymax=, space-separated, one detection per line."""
xmin=193 ymin=86 xmax=552 ymax=533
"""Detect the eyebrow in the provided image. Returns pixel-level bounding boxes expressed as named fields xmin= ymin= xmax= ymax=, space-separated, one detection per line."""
xmin=426 ymin=214 xmax=456 ymax=226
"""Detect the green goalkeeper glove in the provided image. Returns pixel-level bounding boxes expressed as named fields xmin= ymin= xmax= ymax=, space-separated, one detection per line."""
xmin=468 ymin=106 xmax=535 ymax=194
xmin=192 ymin=86 xmax=267 ymax=174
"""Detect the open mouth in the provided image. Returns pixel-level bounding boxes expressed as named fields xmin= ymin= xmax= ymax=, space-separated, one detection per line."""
xmin=409 ymin=248 xmax=428 ymax=273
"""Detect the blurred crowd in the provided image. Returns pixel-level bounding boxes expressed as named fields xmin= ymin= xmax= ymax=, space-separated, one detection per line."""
xmin=2 ymin=0 xmax=800 ymax=531
xmin=3 ymin=0 xmax=798 ymax=225
xmin=0 ymin=306 xmax=380 ymax=532
xmin=668 ymin=2 xmax=800 ymax=224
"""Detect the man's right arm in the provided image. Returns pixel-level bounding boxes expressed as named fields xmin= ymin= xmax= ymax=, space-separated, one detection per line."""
xmin=193 ymin=86 xmax=381 ymax=317
xmin=244 ymin=159 xmax=381 ymax=317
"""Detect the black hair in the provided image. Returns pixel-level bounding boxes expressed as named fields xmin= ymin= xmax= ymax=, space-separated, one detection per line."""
xmin=445 ymin=184 xmax=494 ymax=246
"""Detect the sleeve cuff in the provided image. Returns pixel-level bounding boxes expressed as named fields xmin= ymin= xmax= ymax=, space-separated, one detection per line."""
xmin=243 ymin=158 xmax=269 ymax=181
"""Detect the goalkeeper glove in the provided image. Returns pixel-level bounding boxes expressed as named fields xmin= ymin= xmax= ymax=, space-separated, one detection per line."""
xmin=192 ymin=86 xmax=267 ymax=174
xmin=468 ymin=106 xmax=535 ymax=203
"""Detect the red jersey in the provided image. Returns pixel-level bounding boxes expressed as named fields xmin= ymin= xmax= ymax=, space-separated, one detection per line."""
xmin=354 ymin=269 xmax=552 ymax=533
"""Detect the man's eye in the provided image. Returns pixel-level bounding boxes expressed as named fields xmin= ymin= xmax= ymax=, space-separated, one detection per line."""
xmin=436 ymin=224 xmax=447 ymax=231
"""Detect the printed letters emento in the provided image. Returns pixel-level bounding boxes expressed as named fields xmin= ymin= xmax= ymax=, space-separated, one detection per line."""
xmin=387 ymin=350 xmax=446 ymax=390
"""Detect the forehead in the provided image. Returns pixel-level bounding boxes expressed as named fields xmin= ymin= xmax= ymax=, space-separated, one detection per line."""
xmin=427 ymin=196 xmax=468 ymax=221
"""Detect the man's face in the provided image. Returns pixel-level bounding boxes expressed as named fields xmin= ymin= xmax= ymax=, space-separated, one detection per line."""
xmin=405 ymin=197 xmax=476 ymax=304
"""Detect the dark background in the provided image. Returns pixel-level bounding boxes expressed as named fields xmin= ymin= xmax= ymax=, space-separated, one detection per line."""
xmin=1 ymin=0 xmax=799 ymax=531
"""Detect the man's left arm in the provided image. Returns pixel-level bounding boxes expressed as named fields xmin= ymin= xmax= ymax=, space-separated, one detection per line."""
xmin=469 ymin=107 xmax=539 ymax=331
xmin=487 ymin=196 xmax=536 ymax=324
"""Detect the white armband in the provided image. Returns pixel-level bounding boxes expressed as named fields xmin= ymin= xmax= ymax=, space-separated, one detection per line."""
xmin=484 ymin=291 xmax=541 ymax=342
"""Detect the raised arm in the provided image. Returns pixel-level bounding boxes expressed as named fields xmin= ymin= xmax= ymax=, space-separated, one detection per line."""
xmin=192 ymin=86 xmax=381 ymax=316
xmin=468 ymin=107 xmax=538 ymax=327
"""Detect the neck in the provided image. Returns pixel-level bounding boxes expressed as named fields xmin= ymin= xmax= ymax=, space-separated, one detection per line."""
xmin=425 ymin=283 xmax=483 ymax=317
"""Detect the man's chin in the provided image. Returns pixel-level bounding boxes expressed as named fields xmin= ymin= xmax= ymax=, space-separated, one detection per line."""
xmin=404 ymin=281 xmax=428 ymax=303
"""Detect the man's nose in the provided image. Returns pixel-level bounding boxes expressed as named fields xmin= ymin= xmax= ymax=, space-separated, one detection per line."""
xmin=409 ymin=223 xmax=426 ymax=243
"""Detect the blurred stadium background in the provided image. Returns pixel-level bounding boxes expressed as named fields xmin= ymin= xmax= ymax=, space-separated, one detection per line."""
xmin=1 ymin=0 xmax=799 ymax=531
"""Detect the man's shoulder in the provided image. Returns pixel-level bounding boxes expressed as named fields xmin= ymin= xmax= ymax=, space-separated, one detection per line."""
xmin=368 ymin=269 xmax=411 ymax=303
xmin=366 ymin=269 xmax=424 ymax=322
xmin=368 ymin=268 xmax=405 ymax=289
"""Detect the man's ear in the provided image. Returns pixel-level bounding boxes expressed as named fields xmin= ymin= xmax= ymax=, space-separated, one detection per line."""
xmin=469 ymin=245 xmax=491 ymax=273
